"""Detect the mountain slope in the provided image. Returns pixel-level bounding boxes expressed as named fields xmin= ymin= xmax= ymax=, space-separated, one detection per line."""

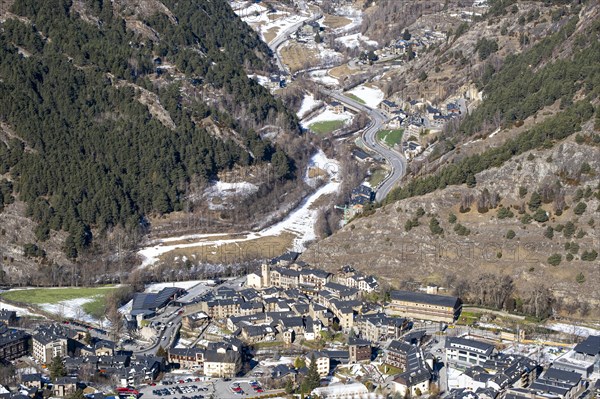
xmin=302 ymin=3 xmax=600 ymax=320
xmin=0 ymin=0 xmax=301 ymax=271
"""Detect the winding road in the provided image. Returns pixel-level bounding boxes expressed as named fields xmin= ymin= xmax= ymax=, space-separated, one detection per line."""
xmin=267 ymin=11 xmax=407 ymax=202
xmin=323 ymin=89 xmax=406 ymax=202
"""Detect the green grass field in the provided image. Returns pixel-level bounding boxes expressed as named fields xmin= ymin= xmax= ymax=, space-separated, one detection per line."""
xmin=377 ymin=129 xmax=404 ymax=147
xmin=309 ymin=120 xmax=345 ymax=135
xmin=1 ymin=286 xmax=117 ymax=318
xmin=345 ymin=93 xmax=366 ymax=104
xmin=0 ymin=286 xmax=117 ymax=304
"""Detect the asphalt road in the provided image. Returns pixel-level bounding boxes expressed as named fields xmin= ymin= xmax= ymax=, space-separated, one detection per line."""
xmin=266 ymin=12 xmax=406 ymax=201
xmin=268 ymin=13 xmax=322 ymax=74
xmin=322 ymin=89 xmax=407 ymax=202
xmin=136 ymin=277 xmax=246 ymax=356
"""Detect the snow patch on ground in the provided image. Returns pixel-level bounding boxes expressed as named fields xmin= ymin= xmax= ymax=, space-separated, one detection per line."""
xmin=323 ymin=6 xmax=362 ymax=33
xmin=301 ymin=109 xmax=353 ymax=129
xmin=0 ymin=301 xmax=44 ymax=317
xmin=317 ymin=44 xmax=343 ymax=65
xmin=261 ymin=14 xmax=308 ymax=43
xmin=214 ymin=181 xmax=258 ymax=195
xmin=234 ymin=3 xmax=270 ymax=25
xmin=136 ymin=152 xmax=340 ymax=265
xmin=545 ymin=322 xmax=600 ymax=337
xmin=41 ymin=297 xmax=98 ymax=324
xmin=309 ymin=70 xmax=339 ymax=86
xmin=336 ymin=33 xmax=377 ymax=48
xmin=297 ymin=93 xmax=322 ymax=118
xmin=488 ymin=127 xmax=501 ymax=138
xmin=248 ymin=74 xmax=270 ymax=87
xmin=347 ymin=85 xmax=384 ymax=108
xmin=204 ymin=181 xmax=259 ymax=210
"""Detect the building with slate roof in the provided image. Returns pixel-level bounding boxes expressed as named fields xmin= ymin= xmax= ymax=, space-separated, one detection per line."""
xmin=387 ymin=290 xmax=462 ymax=323
xmin=446 ymin=337 xmax=497 ymax=369
xmin=130 ymin=287 xmax=186 ymax=319
xmin=0 ymin=325 xmax=29 ymax=363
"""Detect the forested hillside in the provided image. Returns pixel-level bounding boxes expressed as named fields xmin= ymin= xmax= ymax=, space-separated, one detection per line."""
xmin=0 ymin=0 xmax=301 ymax=261
xmin=386 ymin=10 xmax=600 ymax=204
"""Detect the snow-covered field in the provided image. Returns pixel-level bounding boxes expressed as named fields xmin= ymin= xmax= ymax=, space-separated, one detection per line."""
xmin=297 ymin=93 xmax=322 ymax=118
xmin=137 ymin=151 xmax=340 ymax=266
xmin=301 ymin=109 xmax=353 ymax=129
xmin=347 ymin=85 xmax=384 ymax=108
xmin=41 ymin=297 xmax=98 ymax=324
xmin=309 ymin=70 xmax=339 ymax=86
xmin=336 ymin=33 xmax=377 ymax=48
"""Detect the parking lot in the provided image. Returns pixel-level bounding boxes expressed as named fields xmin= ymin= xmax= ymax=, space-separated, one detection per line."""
xmin=138 ymin=378 xmax=213 ymax=399
xmin=137 ymin=377 xmax=282 ymax=399
xmin=212 ymin=379 xmax=280 ymax=399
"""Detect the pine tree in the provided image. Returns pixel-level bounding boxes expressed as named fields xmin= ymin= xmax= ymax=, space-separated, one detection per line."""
xmin=284 ymin=379 xmax=294 ymax=394
xmin=50 ymin=356 xmax=66 ymax=380
xmin=301 ymin=354 xmax=321 ymax=393
xmin=528 ymin=192 xmax=542 ymax=212
xmin=156 ymin=346 xmax=168 ymax=358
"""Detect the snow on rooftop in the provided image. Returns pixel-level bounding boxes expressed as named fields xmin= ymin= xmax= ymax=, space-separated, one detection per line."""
xmin=259 ymin=356 xmax=294 ymax=367
xmin=347 ymin=85 xmax=384 ymax=108
xmin=144 ymin=280 xmax=209 ymax=293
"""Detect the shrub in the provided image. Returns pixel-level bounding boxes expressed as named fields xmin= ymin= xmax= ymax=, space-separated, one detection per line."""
xmin=544 ymin=227 xmax=554 ymax=239
xmin=528 ymin=192 xmax=542 ymax=212
xmin=547 ymin=254 xmax=562 ymax=266
xmin=497 ymin=207 xmax=514 ymax=219
xmin=520 ymin=214 xmax=532 ymax=224
xmin=448 ymin=213 xmax=457 ymax=224
xmin=506 ymin=230 xmax=516 ymax=239
xmin=563 ymin=221 xmax=576 ymax=238
xmin=429 ymin=217 xmax=444 ymax=235
xmin=581 ymin=250 xmax=598 ymax=261
xmin=573 ymin=202 xmax=587 ymax=215
xmin=576 ymin=272 xmax=585 ymax=284
xmin=519 ymin=186 xmax=528 ymax=198
xmin=533 ymin=208 xmax=549 ymax=222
